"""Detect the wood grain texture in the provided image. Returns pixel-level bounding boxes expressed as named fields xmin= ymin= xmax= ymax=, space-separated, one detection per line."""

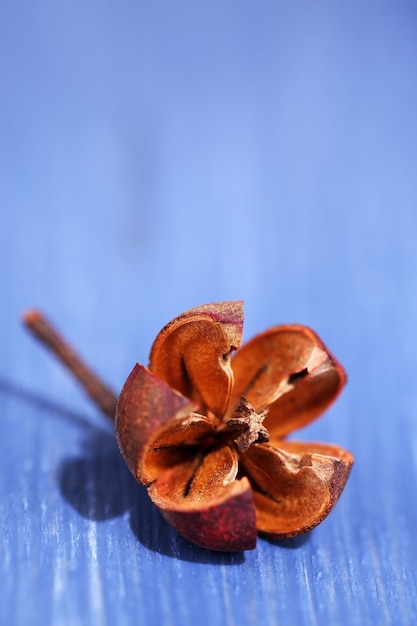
xmin=1 ymin=2 xmax=417 ymax=625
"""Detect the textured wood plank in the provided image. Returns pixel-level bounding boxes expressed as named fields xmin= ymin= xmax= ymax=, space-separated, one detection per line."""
xmin=1 ymin=3 xmax=417 ymax=626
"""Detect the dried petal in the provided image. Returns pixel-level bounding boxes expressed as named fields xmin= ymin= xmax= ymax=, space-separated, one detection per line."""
xmin=231 ymin=325 xmax=346 ymax=437
xmin=149 ymin=450 xmax=257 ymax=551
xmin=115 ymin=363 xmax=198 ymax=484
xmin=149 ymin=301 xmax=244 ymax=417
xmin=152 ymin=413 xmax=214 ymax=448
xmin=186 ymin=444 xmax=239 ymax=501
xmin=242 ymin=442 xmax=353 ymax=538
xmin=271 ymin=438 xmax=354 ymax=463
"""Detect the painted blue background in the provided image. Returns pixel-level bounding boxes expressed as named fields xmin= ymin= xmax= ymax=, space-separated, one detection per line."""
xmin=1 ymin=1 xmax=416 ymax=624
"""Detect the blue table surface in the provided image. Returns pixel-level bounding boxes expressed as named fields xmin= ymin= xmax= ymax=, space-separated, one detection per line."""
xmin=1 ymin=2 xmax=417 ymax=625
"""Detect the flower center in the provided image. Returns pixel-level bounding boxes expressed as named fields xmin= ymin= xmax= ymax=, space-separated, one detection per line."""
xmin=220 ymin=397 xmax=269 ymax=454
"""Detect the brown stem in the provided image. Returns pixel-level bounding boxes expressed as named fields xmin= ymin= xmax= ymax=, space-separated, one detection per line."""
xmin=22 ymin=310 xmax=118 ymax=420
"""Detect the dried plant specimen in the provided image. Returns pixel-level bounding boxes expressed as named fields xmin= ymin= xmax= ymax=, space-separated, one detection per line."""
xmin=24 ymin=301 xmax=353 ymax=552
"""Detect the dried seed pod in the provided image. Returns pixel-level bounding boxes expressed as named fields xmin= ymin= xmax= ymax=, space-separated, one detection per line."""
xmin=24 ymin=302 xmax=353 ymax=552
xmin=116 ymin=302 xmax=353 ymax=550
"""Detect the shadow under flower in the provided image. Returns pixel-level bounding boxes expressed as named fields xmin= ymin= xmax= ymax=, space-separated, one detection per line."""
xmin=58 ymin=426 xmax=245 ymax=564
xmin=2 ymin=378 xmax=306 ymax=564
xmin=263 ymin=533 xmax=312 ymax=549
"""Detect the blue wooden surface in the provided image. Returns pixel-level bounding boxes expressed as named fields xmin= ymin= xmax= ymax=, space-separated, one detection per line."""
xmin=1 ymin=2 xmax=417 ymax=625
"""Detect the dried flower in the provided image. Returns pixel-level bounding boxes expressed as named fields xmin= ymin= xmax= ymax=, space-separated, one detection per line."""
xmin=116 ymin=301 xmax=353 ymax=551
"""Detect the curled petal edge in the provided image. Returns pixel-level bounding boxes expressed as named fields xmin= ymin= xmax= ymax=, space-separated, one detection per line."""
xmin=115 ymin=363 xmax=199 ymax=484
xmin=242 ymin=441 xmax=353 ymax=538
xmin=231 ymin=324 xmax=346 ymax=437
xmin=149 ymin=301 xmax=244 ymax=418
xmin=149 ymin=474 xmax=257 ymax=552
